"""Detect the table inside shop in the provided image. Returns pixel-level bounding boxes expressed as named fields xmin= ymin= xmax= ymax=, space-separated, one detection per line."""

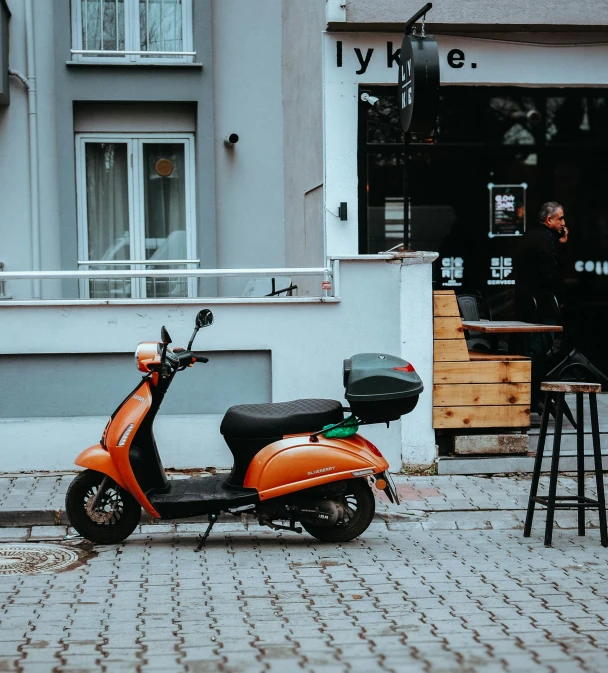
xmin=461 ymin=321 xmax=563 ymax=358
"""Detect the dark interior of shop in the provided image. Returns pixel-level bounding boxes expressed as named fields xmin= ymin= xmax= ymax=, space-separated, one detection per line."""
xmin=359 ymin=85 xmax=608 ymax=374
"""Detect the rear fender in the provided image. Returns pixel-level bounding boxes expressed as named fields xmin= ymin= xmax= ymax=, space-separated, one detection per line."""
xmin=75 ymin=444 xmax=128 ymax=490
xmin=243 ymin=433 xmax=389 ymax=500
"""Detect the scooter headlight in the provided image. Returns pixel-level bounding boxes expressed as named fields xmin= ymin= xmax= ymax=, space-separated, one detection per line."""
xmin=135 ymin=342 xmax=161 ymax=372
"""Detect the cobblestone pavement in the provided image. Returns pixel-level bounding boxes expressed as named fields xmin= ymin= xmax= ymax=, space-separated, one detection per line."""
xmin=2 ymin=472 xmax=608 ymax=525
xmin=2 ymin=520 xmax=608 ymax=673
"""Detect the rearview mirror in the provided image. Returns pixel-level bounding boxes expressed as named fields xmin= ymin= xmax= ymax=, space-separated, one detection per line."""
xmin=196 ymin=309 xmax=214 ymax=328
xmin=160 ymin=326 xmax=172 ymax=345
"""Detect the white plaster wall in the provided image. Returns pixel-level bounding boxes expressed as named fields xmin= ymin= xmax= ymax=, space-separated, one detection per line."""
xmin=324 ymin=32 xmax=608 ymax=257
xmin=0 ymin=258 xmax=436 ymax=472
xmin=34 ymin=0 xmax=61 ymax=283
xmin=0 ymin=0 xmax=61 ymax=300
xmin=211 ymin=0 xmax=286 ymax=295
xmin=282 ymin=0 xmax=326 ymax=277
xmin=0 ymin=1 xmax=32 ymax=295
xmin=399 ymin=259 xmax=435 ymax=465
xmin=341 ymin=0 xmax=608 ymax=27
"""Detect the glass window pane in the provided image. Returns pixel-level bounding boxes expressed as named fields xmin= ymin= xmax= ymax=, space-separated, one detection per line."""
xmin=82 ymin=0 xmax=102 ymax=51
xmin=488 ymin=96 xmax=539 ymax=145
xmin=366 ymin=96 xmax=403 ymax=144
xmin=365 ymin=153 xmax=405 ymax=253
xmin=546 ymin=95 xmax=593 ymax=144
xmin=143 ymin=143 xmax=188 ymax=297
xmin=589 ymin=98 xmax=608 ymax=143
xmin=85 ymin=142 xmax=131 ymax=298
xmin=140 ymin=0 xmax=183 ymax=55
xmin=82 ymin=0 xmax=124 ymax=52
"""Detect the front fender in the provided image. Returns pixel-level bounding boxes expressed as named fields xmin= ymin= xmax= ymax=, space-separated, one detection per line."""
xmin=75 ymin=444 xmax=128 ymax=490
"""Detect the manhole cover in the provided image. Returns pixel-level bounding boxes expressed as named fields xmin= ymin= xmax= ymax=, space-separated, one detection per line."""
xmin=0 ymin=543 xmax=81 ymax=576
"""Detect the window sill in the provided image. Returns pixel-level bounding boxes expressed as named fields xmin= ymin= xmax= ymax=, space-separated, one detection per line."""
xmin=66 ymin=60 xmax=203 ymax=69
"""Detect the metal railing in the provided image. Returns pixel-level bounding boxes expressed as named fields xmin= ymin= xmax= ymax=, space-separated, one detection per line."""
xmin=77 ymin=259 xmax=202 ymax=300
xmin=0 ymin=262 xmax=10 ymax=300
xmin=0 ymin=262 xmax=339 ymax=302
xmin=1 ymin=267 xmax=332 ymax=280
xmin=78 ymin=260 xmax=201 ymax=266
xmin=71 ymin=49 xmax=196 ymax=57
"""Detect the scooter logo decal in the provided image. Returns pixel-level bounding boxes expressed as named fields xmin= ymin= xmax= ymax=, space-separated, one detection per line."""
xmin=133 ymin=395 xmax=145 ymax=402
xmin=307 ymin=466 xmax=335 ymax=476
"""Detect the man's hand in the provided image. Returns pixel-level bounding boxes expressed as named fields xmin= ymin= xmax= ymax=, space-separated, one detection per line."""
xmin=559 ymin=225 xmax=569 ymax=244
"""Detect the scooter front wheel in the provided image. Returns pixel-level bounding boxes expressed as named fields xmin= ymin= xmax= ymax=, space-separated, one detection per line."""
xmin=301 ymin=478 xmax=375 ymax=543
xmin=66 ymin=469 xmax=142 ymax=544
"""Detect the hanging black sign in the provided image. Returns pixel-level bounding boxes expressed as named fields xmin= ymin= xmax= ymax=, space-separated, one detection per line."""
xmin=398 ymin=35 xmax=440 ymax=136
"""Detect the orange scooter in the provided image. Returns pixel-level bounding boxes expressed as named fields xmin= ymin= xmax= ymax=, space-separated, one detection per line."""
xmin=66 ymin=310 xmax=423 ymax=548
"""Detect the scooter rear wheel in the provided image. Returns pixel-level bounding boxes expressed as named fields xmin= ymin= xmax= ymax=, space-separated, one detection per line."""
xmin=66 ymin=469 xmax=142 ymax=544
xmin=301 ymin=478 xmax=375 ymax=543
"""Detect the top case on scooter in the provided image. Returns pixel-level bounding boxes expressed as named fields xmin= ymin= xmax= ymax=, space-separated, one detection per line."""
xmin=343 ymin=353 xmax=423 ymax=423
xmin=220 ymin=399 xmax=344 ymax=487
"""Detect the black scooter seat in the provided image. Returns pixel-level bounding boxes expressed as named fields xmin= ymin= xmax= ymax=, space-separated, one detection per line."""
xmin=220 ymin=398 xmax=344 ymax=439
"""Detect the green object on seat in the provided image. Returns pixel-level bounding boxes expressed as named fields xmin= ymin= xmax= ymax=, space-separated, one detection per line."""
xmin=322 ymin=415 xmax=359 ymax=438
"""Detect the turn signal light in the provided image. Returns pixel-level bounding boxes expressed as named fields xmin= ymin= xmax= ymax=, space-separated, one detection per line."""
xmin=118 ymin=423 xmax=135 ymax=447
xmin=376 ymin=478 xmax=387 ymax=490
xmin=394 ymin=364 xmax=415 ymax=372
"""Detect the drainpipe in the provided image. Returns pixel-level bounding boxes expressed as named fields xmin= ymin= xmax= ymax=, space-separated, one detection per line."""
xmin=9 ymin=0 xmax=41 ymax=299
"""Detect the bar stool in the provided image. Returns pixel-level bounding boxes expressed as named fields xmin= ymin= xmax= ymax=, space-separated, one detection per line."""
xmin=524 ymin=381 xmax=608 ymax=547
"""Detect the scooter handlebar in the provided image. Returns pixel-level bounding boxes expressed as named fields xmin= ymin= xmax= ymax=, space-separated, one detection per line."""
xmin=166 ymin=349 xmax=209 ymax=369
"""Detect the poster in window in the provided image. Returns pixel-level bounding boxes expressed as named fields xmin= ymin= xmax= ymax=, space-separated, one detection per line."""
xmin=488 ymin=183 xmax=527 ymax=237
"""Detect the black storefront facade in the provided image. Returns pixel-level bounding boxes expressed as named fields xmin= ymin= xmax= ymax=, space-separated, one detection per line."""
xmin=324 ymin=33 xmax=608 ymax=376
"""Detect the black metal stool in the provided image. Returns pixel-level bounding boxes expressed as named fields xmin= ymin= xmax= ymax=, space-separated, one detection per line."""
xmin=524 ymin=381 xmax=608 ymax=547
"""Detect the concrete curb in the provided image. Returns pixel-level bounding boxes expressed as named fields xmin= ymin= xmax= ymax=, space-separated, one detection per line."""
xmin=0 ymin=505 xmax=428 ymax=528
xmin=0 ymin=509 xmax=70 ymax=527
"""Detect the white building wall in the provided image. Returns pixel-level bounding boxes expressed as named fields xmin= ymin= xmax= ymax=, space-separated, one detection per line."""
xmin=0 ymin=257 xmax=436 ymax=472
xmin=212 ymin=0 xmax=286 ymax=295
xmin=1 ymin=1 xmax=32 ymax=291
xmin=0 ymin=0 xmax=61 ymax=299
xmin=335 ymin=0 xmax=608 ymax=28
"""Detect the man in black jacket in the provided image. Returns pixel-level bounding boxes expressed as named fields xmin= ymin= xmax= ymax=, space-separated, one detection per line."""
xmin=516 ymin=201 xmax=567 ymax=312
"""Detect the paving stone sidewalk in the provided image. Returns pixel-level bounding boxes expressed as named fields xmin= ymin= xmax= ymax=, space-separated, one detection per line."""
xmin=2 ymin=522 xmax=608 ymax=672
xmin=2 ymin=473 xmax=608 ymax=672
xmin=1 ymin=472 xmax=607 ymax=534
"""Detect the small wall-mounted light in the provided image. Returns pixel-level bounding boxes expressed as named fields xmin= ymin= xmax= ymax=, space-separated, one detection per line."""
xmin=224 ymin=133 xmax=239 ymax=148
xmin=338 ymin=202 xmax=348 ymax=221
xmin=360 ymin=92 xmax=379 ymax=107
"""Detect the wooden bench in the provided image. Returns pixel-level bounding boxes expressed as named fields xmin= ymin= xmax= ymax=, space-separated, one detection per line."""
xmin=433 ymin=290 xmax=532 ymax=430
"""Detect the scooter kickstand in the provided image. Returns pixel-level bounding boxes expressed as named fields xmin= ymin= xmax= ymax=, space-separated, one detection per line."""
xmin=195 ymin=513 xmax=218 ymax=552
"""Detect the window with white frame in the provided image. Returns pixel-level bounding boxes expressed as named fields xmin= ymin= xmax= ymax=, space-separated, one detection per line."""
xmin=71 ymin=0 xmax=194 ymax=63
xmin=76 ymin=134 xmax=197 ymax=299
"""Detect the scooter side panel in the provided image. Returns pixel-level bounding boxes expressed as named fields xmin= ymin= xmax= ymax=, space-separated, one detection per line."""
xmin=104 ymin=380 xmax=160 ymax=518
xmin=243 ymin=433 xmax=389 ymax=500
xmin=75 ymin=444 xmax=129 ymax=490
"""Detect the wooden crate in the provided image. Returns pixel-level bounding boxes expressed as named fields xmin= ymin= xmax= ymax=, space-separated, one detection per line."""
xmin=434 ymin=317 xmax=464 ymax=339
xmin=433 ymin=405 xmax=531 ymax=429
xmin=433 ymin=360 xmax=531 ymax=384
xmin=433 ymin=383 xmax=531 ymax=407
xmin=432 ymin=290 xmax=531 ymax=430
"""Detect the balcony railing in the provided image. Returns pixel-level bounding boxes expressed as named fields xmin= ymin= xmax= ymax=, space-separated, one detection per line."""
xmin=71 ymin=50 xmax=197 ymax=57
xmin=0 ymin=262 xmax=340 ymax=304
